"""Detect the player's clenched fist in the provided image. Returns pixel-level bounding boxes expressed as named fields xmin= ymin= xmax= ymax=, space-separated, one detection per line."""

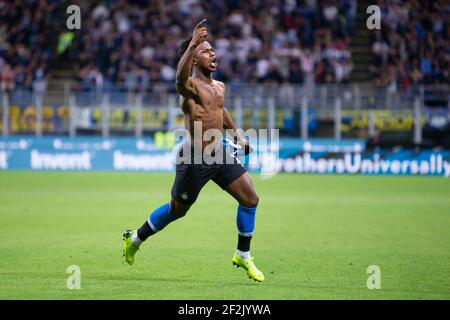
xmin=190 ymin=19 xmax=207 ymax=47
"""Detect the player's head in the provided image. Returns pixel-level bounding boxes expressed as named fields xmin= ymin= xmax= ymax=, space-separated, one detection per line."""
xmin=178 ymin=38 xmax=217 ymax=73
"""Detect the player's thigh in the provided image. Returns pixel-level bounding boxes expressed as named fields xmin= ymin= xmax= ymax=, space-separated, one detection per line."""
xmin=224 ymin=172 xmax=259 ymax=207
xmin=171 ymin=164 xmax=210 ymax=210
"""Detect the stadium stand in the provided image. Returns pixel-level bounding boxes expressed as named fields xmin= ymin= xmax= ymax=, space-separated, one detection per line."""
xmin=0 ymin=0 xmax=62 ymax=92
xmin=369 ymin=0 xmax=449 ymax=87
xmin=1 ymin=0 xmax=448 ymax=90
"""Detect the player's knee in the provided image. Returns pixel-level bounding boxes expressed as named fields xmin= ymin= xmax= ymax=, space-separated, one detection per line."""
xmin=170 ymin=198 xmax=190 ymax=218
xmin=241 ymin=194 xmax=259 ymax=208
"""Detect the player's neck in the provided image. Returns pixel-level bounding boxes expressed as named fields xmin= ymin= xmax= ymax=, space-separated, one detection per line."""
xmin=193 ymin=68 xmax=213 ymax=83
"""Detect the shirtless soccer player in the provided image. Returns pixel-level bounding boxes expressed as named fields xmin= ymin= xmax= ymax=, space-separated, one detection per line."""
xmin=122 ymin=20 xmax=264 ymax=282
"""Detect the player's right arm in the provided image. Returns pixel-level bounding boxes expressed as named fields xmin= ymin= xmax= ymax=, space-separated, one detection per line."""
xmin=175 ymin=19 xmax=208 ymax=97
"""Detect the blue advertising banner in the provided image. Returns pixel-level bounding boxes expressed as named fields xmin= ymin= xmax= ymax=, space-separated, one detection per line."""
xmin=1 ymin=136 xmax=449 ymax=177
xmin=0 ymin=136 xmax=173 ymax=171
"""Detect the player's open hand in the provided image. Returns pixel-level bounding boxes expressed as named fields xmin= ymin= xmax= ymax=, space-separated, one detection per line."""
xmin=191 ymin=19 xmax=207 ymax=47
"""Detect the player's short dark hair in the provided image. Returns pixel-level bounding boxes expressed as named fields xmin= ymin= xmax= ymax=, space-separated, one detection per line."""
xmin=178 ymin=37 xmax=193 ymax=59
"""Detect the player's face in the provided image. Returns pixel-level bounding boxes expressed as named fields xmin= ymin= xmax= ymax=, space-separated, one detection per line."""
xmin=195 ymin=41 xmax=217 ymax=72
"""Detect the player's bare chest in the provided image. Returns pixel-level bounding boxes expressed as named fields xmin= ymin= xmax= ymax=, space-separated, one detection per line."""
xmin=196 ymin=84 xmax=224 ymax=106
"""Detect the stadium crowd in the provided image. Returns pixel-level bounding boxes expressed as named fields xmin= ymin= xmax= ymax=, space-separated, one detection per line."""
xmin=0 ymin=0 xmax=449 ymax=92
xmin=70 ymin=0 xmax=356 ymax=90
xmin=0 ymin=0 xmax=61 ymax=93
xmin=371 ymin=0 xmax=450 ymax=88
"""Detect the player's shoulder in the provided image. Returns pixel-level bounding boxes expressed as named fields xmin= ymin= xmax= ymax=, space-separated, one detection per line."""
xmin=214 ymin=80 xmax=225 ymax=89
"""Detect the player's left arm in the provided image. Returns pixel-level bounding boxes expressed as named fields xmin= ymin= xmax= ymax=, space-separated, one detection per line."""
xmin=217 ymin=80 xmax=253 ymax=154
xmin=223 ymin=107 xmax=238 ymax=131
xmin=223 ymin=106 xmax=253 ymax=155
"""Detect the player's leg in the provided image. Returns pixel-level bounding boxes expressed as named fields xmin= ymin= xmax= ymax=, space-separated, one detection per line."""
xmin=122 ymin=198 xmax=191 ymax=265
xmin=225 ymin=172 xmax=259 ymax=256
xmin=225 ymin=172 xmax=264 ymax=282
xmin=135 ymin=197 xmax=191 ymax=243
xmin=224 ymin=173 xmax=257 ymax=247
xmin=213 ymin=161 xmax=264 ymax=282
xmin=123 ymin=161 xmax=207 ymax=265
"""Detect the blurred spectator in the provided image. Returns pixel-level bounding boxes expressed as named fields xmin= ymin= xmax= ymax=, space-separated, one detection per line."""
xmin=32 ymin=63 xmax=48 ymax=95
xmin=0 ymin=64 xmax=16 ymax=92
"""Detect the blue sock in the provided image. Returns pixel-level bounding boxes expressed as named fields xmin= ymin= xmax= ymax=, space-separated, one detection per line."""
xmin=236 ymin=204 xmax=257 ymax=237
xmin=147 ymin=203 xmax=177 ymax=233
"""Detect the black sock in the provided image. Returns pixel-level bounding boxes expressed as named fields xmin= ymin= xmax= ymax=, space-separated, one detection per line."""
xmin=137 ymin=220 xmax=155 ymax=242
xmin=237 ymin=235 xmax=252 ymax=252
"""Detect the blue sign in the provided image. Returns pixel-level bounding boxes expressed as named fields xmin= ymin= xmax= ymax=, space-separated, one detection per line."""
xmin=1 ymin=136 xmax=449 ymax=177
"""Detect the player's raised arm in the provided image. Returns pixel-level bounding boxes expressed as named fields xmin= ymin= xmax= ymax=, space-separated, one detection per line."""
xmin=175 ymin=19 xmax=208 ymax=97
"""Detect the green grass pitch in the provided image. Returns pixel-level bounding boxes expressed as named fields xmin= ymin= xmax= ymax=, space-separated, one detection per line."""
xmin=0 ymin=171 xmax=449 ymax=299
